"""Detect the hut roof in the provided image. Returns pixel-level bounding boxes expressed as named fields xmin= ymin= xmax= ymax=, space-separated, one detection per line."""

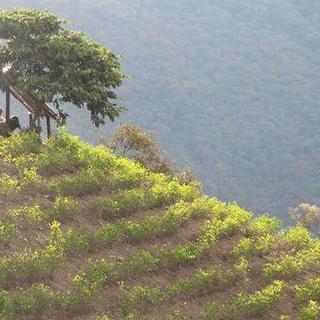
xmin=1 ymin=67 xmax=58 ymax=120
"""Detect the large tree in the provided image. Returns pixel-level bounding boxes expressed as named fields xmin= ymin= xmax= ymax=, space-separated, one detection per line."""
xmin=0 ymin=9 xmax=125 ymax=126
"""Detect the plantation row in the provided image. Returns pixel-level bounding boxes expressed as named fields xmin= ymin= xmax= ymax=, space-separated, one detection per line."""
xmin=0 ymin=196 xmax=213 ymax=288
xmin=0 ymin=199 xmax=251 ymax=317
xmin=0 ymin=179 xmax=198 ymax=246
xmin=1 ymin=132 xmax=320 ymax=320
xmin=0 ymin=132 xmax=200 ymax=198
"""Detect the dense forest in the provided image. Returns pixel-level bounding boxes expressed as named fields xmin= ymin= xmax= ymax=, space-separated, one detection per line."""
xmin=1 ymin=0 xmax=320 ymax=222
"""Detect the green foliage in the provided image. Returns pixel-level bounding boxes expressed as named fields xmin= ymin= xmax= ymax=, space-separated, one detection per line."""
xmin=234 ymin=280 xmax=285 ymax=316
xmin=0 ymin=221 xmax=64 ymax=287
xmin=49 ymin=168 xmax=106 ymax=196
xmin=234 ymin=257 xmax=249 ymax=279
xmin=264 ymin=244 xmax=320 ymax=280
xmin=0 ymin=284 xmax=61 ymax=318
xmin=296 ymin=301 xmax=320 ymax=320
xmin=0 ymin=9 xmax=125 ymax=126
xmin=201 ymin=280 xmax=285 ymax=319
xmin=7 ymin=197 xmax=79 ymax=222
xmin=1 ymin=131 xmax=319 ymax=319
xmin=73 ymin=201 xmax=252 ymax=298
xmin=120 ymin=266 xmax=236 ymax=315
xmin=283 ymin=224 xmax=315 ymax=251
xmin=8 ymin=205 xmax=44 ymax=222
xmin=0 ymin=174 xmax=20 ymax=194
xmin=46 ymin=196 xmax=80 ymax=220
xmin=231 ymin=234 xmax=275 ymax=258
xmin=60 ymin=197 xmax=212 ymax=255
xmin=89 ymin=182 xmax=199 ymax=220
xmin=89 ymin=189 xmax=146 ymax=220
xmin=0 ymin=222 xmax=16 ymax=244
xmin=264 ymin=255 xmax=304 ymax=280
xmin=0 ymin=132 xmax=42 ymax=160
xmin=245 ymin=215 xmax=280 ymax=237
xmin=0 ymin=167 xmax=43 ymax=194
xmin=295 ymin=278 xmax=320 ymax=303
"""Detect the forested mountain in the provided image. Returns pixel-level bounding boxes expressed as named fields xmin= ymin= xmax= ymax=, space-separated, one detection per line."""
xmin=1 ymin=0 xmax=320 ymax=222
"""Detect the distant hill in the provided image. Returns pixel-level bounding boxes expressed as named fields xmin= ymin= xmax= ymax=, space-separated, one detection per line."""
xmin=1 ymin=131 xmax=320 ymax=319
xmin=1 ymin=1 xmax=320 ymax=222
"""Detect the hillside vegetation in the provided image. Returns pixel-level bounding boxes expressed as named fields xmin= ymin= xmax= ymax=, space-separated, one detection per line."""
xmin=0 ymin=132 xmax=320 ymax=319
xmin=2 ymin=0 xmax=320 ymax=221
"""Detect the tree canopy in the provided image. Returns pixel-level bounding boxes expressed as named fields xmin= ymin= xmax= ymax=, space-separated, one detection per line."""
xmin=0 ymin=9 xmax=125 ymax=126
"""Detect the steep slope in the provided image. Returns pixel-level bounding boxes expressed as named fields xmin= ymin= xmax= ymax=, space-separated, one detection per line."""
xmin=0 ymin=132 xmax=320 ymax=319
xmin=1 ymin=1 xmax=320 ymax=221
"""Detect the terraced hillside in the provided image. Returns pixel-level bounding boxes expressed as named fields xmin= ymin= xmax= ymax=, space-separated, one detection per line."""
xmin=0 ymin=132 xmax=319 ymax=320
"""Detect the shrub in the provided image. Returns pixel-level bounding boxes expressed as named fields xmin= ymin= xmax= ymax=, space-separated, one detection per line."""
xmin=264 ymin=255 xmax=304 ymax=280
xmin=283 ymin=224 xmax=315 ymax=251
xmin=235 ymin=280 xmax=285 ymax=316
xmin=46 ymin=196 xmax=80 ymax=220
xmin=89 ymin=182 xmax=199 ymax=221
xmin=8 ymin=284 xmax=58 ymax=316
xmin=8 ymin=197 xmax=80 ymax=222
xmin=231 ymin=234 xmax=275 ymax=258
xmin=8 ymin=205 xmax=44 ymax=221
xmin=264 ymin=244 xmax=320 ymax=280
xmin=89 ymin=189 xmax=146 ymax=220
xmin=296 ymin=301 xmax=320 ymax=320
xmin=0 ymin=167 xmax=45 ymax=193
xmin=49 ymin=168 xmax=106 ymax=196
xmin=0 ymin=222 xmax=16 ymax=244
xmin=0 ymin=174 xmax=20 ymax=193
xmin=245 ymin=215 xmax=280 ymax=236
xmin=295 ymin=278 xmax=320 ymax=303
xmin=0 ymin=132 xmax=42 ymax=160
xmin=104 ymin=123 xmax=173 ymax=175
xmin=19 ymin=168 xmax=45 ymax=191
xmin=119 ymin=266 xmax=235 ymax=316
xmin=0 ymin=222 xmax=64 ymax=287
xmin=234 ymin=257 xmax=249 ymax=279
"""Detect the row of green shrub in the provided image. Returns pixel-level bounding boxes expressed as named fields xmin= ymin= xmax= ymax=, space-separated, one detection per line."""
xmin=0 ymin=282 xmax=97 ymax=318
xmin=119 ymin=262 xmax=247 ymax=316
xmin=231 ymin=223 xmax=314 ymax=259
xmin=70 ymin=203 xmax=252 ymax=310
xmin=201 ymin=280 xmax=285 ymax=319
xmin=0 ymin=131 xmax=117 ymax=174
xmin=64 ymin=197 xmax=214 ymax=254
xmin=0 ymin=172 xmax=198 ymax=247
xmin=95 ymin=279 xmax=285 ymax=320
xmin=6 ymin=196 xmax=79 ymax=222
xmin=0 ymin=268 xmax=320 ymax=320
xmin=0 ymin=197 xmax=212 ymax=289
xmin=264 ymin=242 xmax=320 ymax=280
xmin=0 ymin=132 xmax=201 ymax=203
xmin=0 ymin=222 xmax=64 ymax=288
xmin=0 ymin=197 xmax=79 ymax=246
xmin=89 ymin=181 xmax=198 ymax=220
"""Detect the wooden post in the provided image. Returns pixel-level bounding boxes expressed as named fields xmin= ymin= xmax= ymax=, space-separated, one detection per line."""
xmin=5 ymin=88 xmax=10 ymax=123
xmin=29 ymin=113 xmax=33 ymax=129
xmin=46 ymin=116 xmax=51 ymax=138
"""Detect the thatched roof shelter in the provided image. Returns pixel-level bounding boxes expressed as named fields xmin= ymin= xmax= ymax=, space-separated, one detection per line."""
xmin=1 ymin=67 xmax=58 ymax=137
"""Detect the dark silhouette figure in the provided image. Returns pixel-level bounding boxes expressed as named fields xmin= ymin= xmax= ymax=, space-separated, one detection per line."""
xmin=0 ymin=116 xmax=22 ymax=137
